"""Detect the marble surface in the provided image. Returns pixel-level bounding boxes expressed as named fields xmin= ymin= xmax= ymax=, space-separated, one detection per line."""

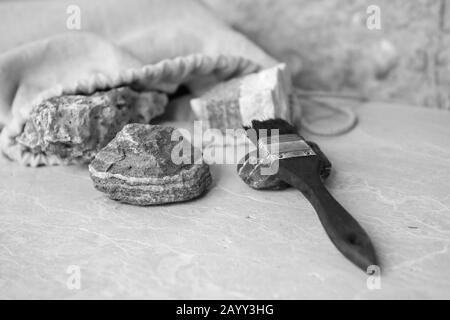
xmin=1 ymin=102 xmax=450 ymax=299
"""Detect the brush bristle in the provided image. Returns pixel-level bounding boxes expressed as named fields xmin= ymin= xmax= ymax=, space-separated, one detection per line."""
xmin=244 ymin=118 xmax=298 ymax=140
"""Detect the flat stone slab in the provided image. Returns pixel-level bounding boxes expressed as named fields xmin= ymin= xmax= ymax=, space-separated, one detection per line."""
xmin=0 ymin=101 xmax=449 ymax=299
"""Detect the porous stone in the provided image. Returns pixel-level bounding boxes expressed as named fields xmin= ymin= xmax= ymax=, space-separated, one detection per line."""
xmin=237 ymin=140 xmax=331 ymax=190
xmin=190 ymin=64 xmax=292 ymax=132
xmin=17 ymin=87 xmax=168 ymax=164
xmin=89 ymin=124 xmax=212 ymax=205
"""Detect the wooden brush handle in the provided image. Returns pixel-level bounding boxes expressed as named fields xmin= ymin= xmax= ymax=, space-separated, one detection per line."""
xmin=307 ymin=181 xmax=378 ymax=271
xmin=279 ymin=158 xmax=378 ymax=271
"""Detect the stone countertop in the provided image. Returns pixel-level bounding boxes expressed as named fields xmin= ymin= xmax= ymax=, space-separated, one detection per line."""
xmin=1 ymin=102 xmax=449 ymax=299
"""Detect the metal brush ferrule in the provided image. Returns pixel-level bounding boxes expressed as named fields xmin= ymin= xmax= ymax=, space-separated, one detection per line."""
xmin=257 ymin=134 xmax=316 ymax=161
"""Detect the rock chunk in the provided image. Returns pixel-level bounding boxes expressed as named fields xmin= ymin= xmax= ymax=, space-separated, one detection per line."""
xmin=237 ymin=141 xmax=331 ymax=190
xmin=17 ymin=87 xmax=167 ymax=164
xmin=191 ymin=64 xmax=292 ymax=132
xmin=89 ymin=124 xmax=212 ymax=205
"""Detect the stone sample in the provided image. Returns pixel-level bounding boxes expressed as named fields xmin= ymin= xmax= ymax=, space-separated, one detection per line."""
xmin=190 ymin=64 xmax=292 ymax=132
xmin=89 ymin=124 xmax=212 ymax=205
xmin=237 ymin=141 xmax=331 ymax=190
xmin=17 ymin=87 xmax=168 ymax=164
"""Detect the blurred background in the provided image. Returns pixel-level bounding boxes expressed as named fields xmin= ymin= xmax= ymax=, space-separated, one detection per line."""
xmin=203 ymin=0 xmax=450 ymax=109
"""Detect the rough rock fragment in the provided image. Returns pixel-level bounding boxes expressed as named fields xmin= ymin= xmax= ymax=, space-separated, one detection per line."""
xmin=237 ymin=141 xmax=331 ymax=190
xmin=17 ymin=87 xmax=167 ymax=164
xmin=89 ymin=124 xmax=212 ymax=205
xmin=191 ymin=64 xmax=292 ymax=132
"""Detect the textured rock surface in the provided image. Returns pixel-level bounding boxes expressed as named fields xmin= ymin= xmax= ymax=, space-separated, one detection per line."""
xmin=237 ymin=141 xmax=331 ymax=190
xmin=1 ymin=102 xmax=450 ymax=299
xmin=191 ymin=64 xmax=292 ymax=131
xmin=237 ymin=151 xmax=290 ymax=190
xmin=17 ymin=88 xmax=168 ymax=164
xmin=202 ymin=0 xmax=450 ymax=109
xmin=89 ymin=124 xmax=212 ymax=205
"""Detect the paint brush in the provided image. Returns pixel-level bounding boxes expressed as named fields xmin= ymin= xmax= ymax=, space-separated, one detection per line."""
xmin=238 ymin=118 xmax=378 ymax=272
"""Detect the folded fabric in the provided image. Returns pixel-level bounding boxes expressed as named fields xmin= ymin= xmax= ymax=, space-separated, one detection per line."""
xmin=0 ymin=0 xmax=277 ymax=166
xmin=0 ymin=33 xmax=260 ymax=166
xmin=0 ymin=0 xmax=276 ymax=66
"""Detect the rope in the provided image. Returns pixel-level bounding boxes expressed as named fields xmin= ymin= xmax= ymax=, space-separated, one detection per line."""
xmin=294 ymin=88 xmax=361 ymax=136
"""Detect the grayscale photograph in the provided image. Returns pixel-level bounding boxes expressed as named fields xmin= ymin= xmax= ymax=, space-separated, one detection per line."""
xmin=0 ymin=0 xmax=449 ymax=303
